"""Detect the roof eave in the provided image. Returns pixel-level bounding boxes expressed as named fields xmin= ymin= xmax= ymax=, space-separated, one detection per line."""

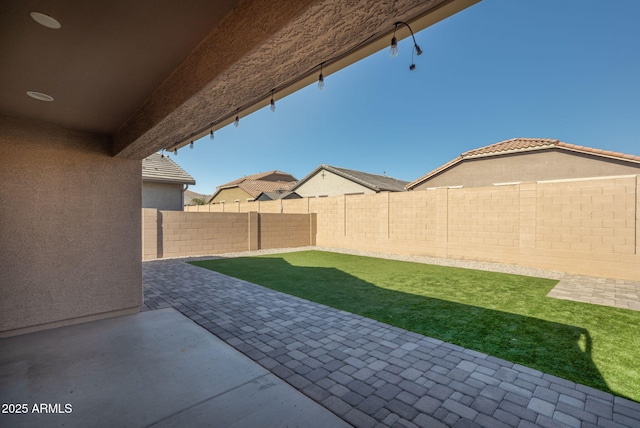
xmin=323 ymin=165 xmax=380 ymax=192
xmin=142 ymin=177 xmax=196 ymax=185
xmin=406 ymin=156 xmax=463 ymax=190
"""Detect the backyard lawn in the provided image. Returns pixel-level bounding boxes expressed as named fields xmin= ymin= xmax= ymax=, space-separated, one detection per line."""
xmin=190 ymin=250 xmax=640 ymax=402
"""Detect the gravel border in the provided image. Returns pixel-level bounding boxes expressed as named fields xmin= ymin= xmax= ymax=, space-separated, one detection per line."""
xmin=169 ymin=246 xmax=564 ymax=280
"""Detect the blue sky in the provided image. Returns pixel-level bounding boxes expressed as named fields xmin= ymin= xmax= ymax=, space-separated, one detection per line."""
xmin=173 ymin=0 xmax=640 ymax=195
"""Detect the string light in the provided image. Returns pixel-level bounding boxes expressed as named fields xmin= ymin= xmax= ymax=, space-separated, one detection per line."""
xmin=169 ymin=20 xmax=425 ymax=149
xmin=390 ymin=24 xmax=399 ymax=57
xmin=390 ymin=21 xmax=422 ymax=70
xmin=160 ymin=149 xmax=165 ymax=158
xmin=318 ymin=63 xmax=324 ymax=90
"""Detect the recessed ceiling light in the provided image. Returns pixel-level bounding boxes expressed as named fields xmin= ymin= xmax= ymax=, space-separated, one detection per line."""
xmin=27 ymin=91 xmax=54 ymax=102
xmin=30 ymin=12 xmax=61 ymax=29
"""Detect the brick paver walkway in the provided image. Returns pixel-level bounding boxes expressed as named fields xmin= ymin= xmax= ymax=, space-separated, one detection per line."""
xmin=548 ymin=276 xmax=640 ymax=311
xmin=143 ymin=259 xmax=640 ymax=428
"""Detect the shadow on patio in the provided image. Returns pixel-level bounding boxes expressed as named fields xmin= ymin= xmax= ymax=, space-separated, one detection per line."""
xmin=139 ymin=256 xmax=640 ymax=427
xmin=188 ymin=256 xmax=611 ymax=397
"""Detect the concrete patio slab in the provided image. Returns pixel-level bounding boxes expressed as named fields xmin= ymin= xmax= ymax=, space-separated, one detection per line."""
xmin=0 ymin=308 xmax=351 ymax=428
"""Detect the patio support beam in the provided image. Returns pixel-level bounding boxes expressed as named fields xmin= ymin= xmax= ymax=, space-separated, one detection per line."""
xmin=112 ymin=0 xmax=480 ymax=159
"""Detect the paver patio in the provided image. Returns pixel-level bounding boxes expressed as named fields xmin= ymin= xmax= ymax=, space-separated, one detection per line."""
xmin=143 ymin=258 xmax=640 ymax=428
xmin=547 ymin=276 xmax=640 ymax=312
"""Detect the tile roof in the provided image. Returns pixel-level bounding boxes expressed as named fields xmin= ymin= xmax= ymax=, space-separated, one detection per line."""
xmin=222 ymin=170 xmax=297 ymax=186
xmin=142 ymin=153 xmax=196 ymax=185
xmin=406 ymin=138 xmax=640 ymax=190
xmin=257 ymin=190 xmax=300 ymax=200
xmin=292 ymin=165 xmax=408 ymax=193
xmin=209 ymin=171 xmax=298 ymax=202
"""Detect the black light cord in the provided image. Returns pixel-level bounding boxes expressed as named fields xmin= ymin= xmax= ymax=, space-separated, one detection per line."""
xmin=394 ymin=21 xmax=423 ymax=56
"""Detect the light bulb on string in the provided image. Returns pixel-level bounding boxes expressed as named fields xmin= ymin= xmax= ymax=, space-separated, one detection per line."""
xmin=173 ymin=148 xmax=178 ymax=156
xmin=234 ymin=110 xmax=240 ymax=127
xmin=390 ymin=24 xmax=399 ymax=58
xmin=390 ymin=36 xmax=398 ymax=57
xmin=270 ymin=91 xmax=276 ymax=112
xmin=190 ymin=140 xmax=194 ymax=149
xmin=210 ymin=129 xmax=214 ymax=140
xmin=318 ymin=64 xmax=324 ymax=90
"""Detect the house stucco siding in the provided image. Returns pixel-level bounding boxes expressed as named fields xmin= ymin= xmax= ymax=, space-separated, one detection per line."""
xmin=0 ymin=116 xmax=142 ymax=337
xmin=412 ymin=149 xmax=640 ymax=190
xmin=295 ymin=169 xmax=375 ymax=197
xmin=142 ymin=181 xmax=184 ymax=211
xmin=210 ymin=187 xmax=253 ymax=203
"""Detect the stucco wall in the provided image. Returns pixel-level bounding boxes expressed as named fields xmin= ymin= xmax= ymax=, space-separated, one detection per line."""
xmin=413 ymin=150 xmax=640 ymax=189
xmin=142 ymin=181 xmax=184 ymax=210
xmin=210 ymin=187 xmax=253 ymax=203
xmin=294 ymin=169 xmax=374 ymax=197
xmin=0 ymin=116 xmax=142 ymax=337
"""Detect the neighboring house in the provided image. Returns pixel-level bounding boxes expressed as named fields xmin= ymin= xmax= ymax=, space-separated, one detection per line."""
xmin=291 ymin=164 xmax=408 ymax=198
xmin=406 ymin=138 xmax=640 ymax=190
xmin=142 ymin=153 xmax=196 ymax=210
xmin=255 ymin=190 xmax=301 ymax=201
xmin=209 ymin=171 xmax=297 ymax=204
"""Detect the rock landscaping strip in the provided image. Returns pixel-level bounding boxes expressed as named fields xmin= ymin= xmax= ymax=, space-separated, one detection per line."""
xmin=143 ymin=257 xmax=640 ymax=427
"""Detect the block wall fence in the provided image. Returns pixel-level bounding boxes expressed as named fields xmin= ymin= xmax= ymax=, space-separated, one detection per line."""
xmin=142 ymin=210 xmax=316 ymax=260
xmin=184 ymin=175 xmax=639 ymax=280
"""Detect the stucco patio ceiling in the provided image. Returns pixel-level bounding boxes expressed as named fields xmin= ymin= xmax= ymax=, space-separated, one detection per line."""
xmin=0 ymin=0 xmax=479 ymax=160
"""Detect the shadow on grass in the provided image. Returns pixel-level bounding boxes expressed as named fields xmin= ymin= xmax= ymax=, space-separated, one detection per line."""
xmin=190 ymin=256 xmax=613 ymax=396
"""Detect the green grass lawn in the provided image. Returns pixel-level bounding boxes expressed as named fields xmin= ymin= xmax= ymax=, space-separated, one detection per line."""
xmin=190 ymin=250 xmax=640 ymax=402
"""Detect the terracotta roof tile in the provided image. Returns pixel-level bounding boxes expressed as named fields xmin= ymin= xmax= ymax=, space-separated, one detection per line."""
xmin=461 ymin=138 xmax=559 ymax=157
xmin=219 ymin=170 xmax=296 ymax=187
xmin=209 ymin=170 xmax=297 ymax=202
xmin=237 ymin=180 xmax=296 ymax=198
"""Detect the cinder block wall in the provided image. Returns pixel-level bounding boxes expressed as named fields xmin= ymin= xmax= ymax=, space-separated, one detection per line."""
xmin=142 ymin=211 xmax=316 ymax=260
xmin=259 ymin=213 xmax=316 ymax=249
xmin=184 ymin=175 xmax=639 ymax=280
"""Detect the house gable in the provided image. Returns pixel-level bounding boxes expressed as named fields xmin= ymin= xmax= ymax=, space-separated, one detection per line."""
xmin=208 ymin=170 xmax=298 ymax=203
xmin=292 ymin=165 xmax=408 ymax=197
xmin=294 ymin=169 xmax=375 ymax=197
xmin=210 ymin=187 xmax=254 ymax=203
xmin=408 ymin=138 xmax=640 ymax=190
